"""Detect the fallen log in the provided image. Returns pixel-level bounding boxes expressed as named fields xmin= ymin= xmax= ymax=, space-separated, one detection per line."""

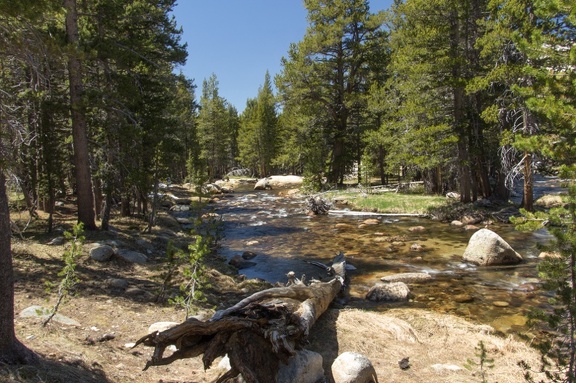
xmin=134 ymin=252 xmax=349 ymax=383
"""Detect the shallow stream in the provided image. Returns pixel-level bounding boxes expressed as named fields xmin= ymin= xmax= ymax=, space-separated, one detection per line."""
xmin=211 ymin=187 xmax=552 ymax=336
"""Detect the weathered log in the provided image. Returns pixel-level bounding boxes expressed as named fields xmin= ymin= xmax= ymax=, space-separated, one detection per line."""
xmin=135 ymin=253 xmax=348 ymax=383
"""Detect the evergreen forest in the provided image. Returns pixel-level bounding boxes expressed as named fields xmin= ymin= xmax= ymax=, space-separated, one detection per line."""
xmin=1 ymin=0 xmax=576 ymax=379
xmin=1 ymin=0 xmax=574 ymax=231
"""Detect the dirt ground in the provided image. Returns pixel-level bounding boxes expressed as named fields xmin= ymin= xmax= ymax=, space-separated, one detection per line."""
xmin=2 ymin=190 xmax=549 ymax=383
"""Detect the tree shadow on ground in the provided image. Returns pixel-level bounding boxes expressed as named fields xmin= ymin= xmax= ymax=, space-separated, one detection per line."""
xmin=307 ymin=308 xmax=340 ymax=383
xmin=0 ymin=355 xmax=112 ymax=383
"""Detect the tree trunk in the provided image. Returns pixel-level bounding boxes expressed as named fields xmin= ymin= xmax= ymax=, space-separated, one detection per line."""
xmin=377 ymin=145 xmax=387 ymax=186
xmin=521 ymin=151 xmax=534 ymax=212
xmin=135 ymin=254 xmax=348 ymax=383
xmin=520 ymin=109 xmax=534 ymax=212
xmin=0 ymin=172 xmax=37 ymax=364
xmin=449 ymin=9 xmax=472 ymax=203
xmin=64 ymin=0 xmax=96 ymax=230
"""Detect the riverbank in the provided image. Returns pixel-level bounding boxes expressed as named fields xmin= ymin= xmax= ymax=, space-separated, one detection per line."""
xmin=5 ymin=183 xmax=552 ymax=383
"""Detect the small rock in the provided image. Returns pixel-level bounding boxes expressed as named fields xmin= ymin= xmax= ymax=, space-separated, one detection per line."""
xmin=135 ymin=238 xmax=153 ymax=249
xmin=217 ymin=355 xmax=231 ymax=371
xmin=362 ymin=219 xmax=380 ymax=225
xmin=47 ymin=237 xmax=65 ymax=245
xmin=148 ymin=321 xmax=179 ymax=334
xmin=242 ymin=251 xmax=257 ymax=260
xmin=246 ymin=240 xmax=259 ymax=246
xmin=461 ymin=215 xmax=482 ymax=225
xmin=98 ymin=333 xmax=115 ymax=342
xmin=408 ymin=226 xmax=426 ymax=233
xmin=125 ymin=287 xmax=148 ymax=298
xmin=332 ymin=352 xmax=377 ymax=383
xmin=108 ymin=278 xmax=129 ymax=289
xmin=381 ymin=273 xmax=431 ymax=283
xmin=90 ymin=245 xmax=114 ymax=262
xmin=493 ymin=301 xmax=510 ymax=307
xmin=453 ymin=294 xmax=474 ymax=303
xmin=116 ymin=249 xmax=148 ymax=264
xmin=410 ymin=243 xmax=423 ymax=252
xmin=450 ymin=220 xmax=464 ymax=227
xmin=229 ymin=255 xmax=257 ymax=269
xmin=398 ymin=357 xmax=410 ymax=370
xmin=19 ymin=305 xmax=81 ymax=326
xmin=366 ymin=282 xmax=410 ymax=302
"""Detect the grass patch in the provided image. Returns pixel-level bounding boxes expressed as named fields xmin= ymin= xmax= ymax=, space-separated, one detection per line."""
xmin=327 ymin=191 xmax=450 ymax=215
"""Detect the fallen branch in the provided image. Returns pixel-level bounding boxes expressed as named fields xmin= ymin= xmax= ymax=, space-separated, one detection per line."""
xmin=135 ymin=253 xmax=348 ymax=382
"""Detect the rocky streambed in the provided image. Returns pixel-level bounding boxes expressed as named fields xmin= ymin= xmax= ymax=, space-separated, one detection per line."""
xmin=185 ymin=183 xmax=552 ymax=337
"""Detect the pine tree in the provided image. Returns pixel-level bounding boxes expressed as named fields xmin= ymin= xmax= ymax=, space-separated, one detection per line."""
xmin=238 ymin=72 xmax=278 ymax=177
xmin=506 ymin=2 xmax=576 ymax=380
xmin=197 ymin=74 xmax=234 ymax=182
xmin=64 ymin=0 xmax=97 ymax=230
xmin=383 ymin=0 xmax=490 ymax=201
xmin=276 ymin=0 xmax=386 ymax=188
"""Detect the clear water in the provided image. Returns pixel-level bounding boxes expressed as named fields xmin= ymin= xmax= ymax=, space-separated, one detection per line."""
xmin=210 ymin=187 xmax=552 ymax=336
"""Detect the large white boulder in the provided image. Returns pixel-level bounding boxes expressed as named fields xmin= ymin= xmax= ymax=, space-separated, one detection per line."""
xmin=332 ymin=352 xmax=378 ymax=383
xmin=254 ymin=175 xmax=304 ymax=190
xmin=462 ymin=228 xmax=523 ymax=266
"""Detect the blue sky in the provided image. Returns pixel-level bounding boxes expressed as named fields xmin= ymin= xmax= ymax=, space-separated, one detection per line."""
xmin=172 ymin=0 xmax=394 ymax=112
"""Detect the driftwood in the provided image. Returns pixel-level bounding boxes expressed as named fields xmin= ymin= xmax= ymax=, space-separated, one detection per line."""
xmin=135 ymin=253 xmax=348 ymax=383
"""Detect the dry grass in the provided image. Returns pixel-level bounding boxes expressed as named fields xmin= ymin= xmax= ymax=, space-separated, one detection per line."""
xmin=309 ymin=309 xmax=546 ymax=383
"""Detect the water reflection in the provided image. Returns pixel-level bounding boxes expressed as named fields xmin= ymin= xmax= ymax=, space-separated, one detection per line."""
xmin=211 ymin=187 xmax=552 ymax=335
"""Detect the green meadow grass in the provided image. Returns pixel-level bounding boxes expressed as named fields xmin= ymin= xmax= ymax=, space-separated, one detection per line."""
xmin=326 ymin=191 xmax=449 ymax=215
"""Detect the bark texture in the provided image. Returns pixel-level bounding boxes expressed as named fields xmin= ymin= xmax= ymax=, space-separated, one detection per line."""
xmin=64 ymin=0 xmax=96 ymax=230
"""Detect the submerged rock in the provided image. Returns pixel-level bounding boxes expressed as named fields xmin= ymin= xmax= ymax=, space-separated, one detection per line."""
xmin=381 ymin=273 xmax=432 ymax=283
xmin=229 ymin=255 xmax=256 ymax=269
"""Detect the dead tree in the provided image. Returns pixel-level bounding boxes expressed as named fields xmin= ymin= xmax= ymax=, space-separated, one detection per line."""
xmin=135 ymin=253 xmax=348 ymax=383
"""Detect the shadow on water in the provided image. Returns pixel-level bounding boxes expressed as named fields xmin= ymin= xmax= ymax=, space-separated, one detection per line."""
xmin=212 ymin=187 xmax=553 ymax=335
